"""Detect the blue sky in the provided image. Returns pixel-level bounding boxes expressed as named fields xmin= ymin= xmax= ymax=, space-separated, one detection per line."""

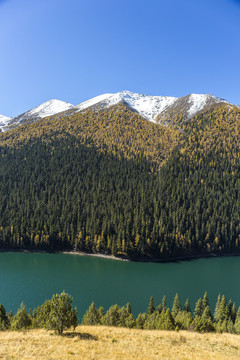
xmin=0 ymin=0 xmax=240 ymax=117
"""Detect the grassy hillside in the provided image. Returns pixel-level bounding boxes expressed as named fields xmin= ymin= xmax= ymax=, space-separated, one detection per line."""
xmin=0 ymin=326 xmax=240 ymax=360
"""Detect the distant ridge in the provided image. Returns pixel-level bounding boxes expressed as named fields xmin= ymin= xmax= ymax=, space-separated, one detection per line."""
xmin=0 ymin=91 xmax=230 ymax=132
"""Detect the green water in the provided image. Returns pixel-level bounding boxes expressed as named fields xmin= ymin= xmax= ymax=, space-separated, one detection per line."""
xmin=0 ymin=252 xmax=239 ymax=319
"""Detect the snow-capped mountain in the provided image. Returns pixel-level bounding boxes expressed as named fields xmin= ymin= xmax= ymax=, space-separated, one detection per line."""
xmin=156 ymin=93 xmax=228 ymax=125
xmin=1 ymin=99 xmax=74 ymax=132
xmin=75 ymin=91 xmax=229 ymax=123
xmin=0 ymin=115 xmax=12 ymax=130
xmin=75 ymin=91 xmax=178 ymax=122
xmin=0 ymin=91 xmax=230 ymax=132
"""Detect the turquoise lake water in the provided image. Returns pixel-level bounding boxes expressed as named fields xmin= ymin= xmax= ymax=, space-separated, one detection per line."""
xmin=0 ymin=252 xmax=239 ymax=319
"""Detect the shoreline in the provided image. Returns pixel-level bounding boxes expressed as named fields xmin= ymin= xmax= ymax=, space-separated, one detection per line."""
xmin=1 ymin=248 xmax=240 ymax=263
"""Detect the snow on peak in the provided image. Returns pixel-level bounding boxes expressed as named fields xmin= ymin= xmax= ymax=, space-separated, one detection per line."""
xmin=75 ymin=90 xmax=228 ymax=123
xmin=0 ymin=114 xmax=12 ymax=124
xmin=76 ymin=91 xmax=177 ymax=122
xmin=187 ymin=94 xmax=227 ymax=118
xmin=75 ymin=93 xmax=113 ymax=111
xmin=0 ymin=115 xmax=13 ymax=132
xmin=0 ymin=99 xmax=75 ymax=131
xmin=118 ymin=91 xmax=177 ymax=121
xmin=0 ymin=91 xmax=231 ymax=133
xmin=187 ymin=94 xmax=209 ymax=118
xmin=24 ymin=99 xmax=74 ymax=119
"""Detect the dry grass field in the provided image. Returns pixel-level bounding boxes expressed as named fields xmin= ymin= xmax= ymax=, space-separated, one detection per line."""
xmin=0 ymin=325 xmax=240 ymax=360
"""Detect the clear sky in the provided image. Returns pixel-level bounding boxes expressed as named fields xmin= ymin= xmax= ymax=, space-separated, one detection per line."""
xmin=0 ymin=0 xmax=240 ymax=117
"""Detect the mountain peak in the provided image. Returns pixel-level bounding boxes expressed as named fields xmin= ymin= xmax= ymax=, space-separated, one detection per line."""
xmin=0 ymin=91 xmax=232 ymax=133
xmin=24 ymin=99 xmax=74 ymax=118
xmin=74 ymin=91 xmax=228 ymax=123
xmin=1 ymin=99 xmax=74 ymax=132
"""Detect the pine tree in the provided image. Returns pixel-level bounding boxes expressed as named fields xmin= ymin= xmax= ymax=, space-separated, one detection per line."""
xmin=218 ymin=295 xmax=227 ymax=322
xmin=172 ymin=293 xmax=181 ymax=317
xmin=183 ymin=299 xmax=191 ymax=313
xmin=226 ymin=299 xmax=233 ymax=321
xmin=161 ymin=309 xmax=175 ymax=330
xmin=202 ymin=305 xmax=212 ymax=321
xmin=162 ymin=295 xmax=167 ymax=310
xmin=231 ymin=303 xmax=237 ymax=323
xmin=202 ymin=291 xmax=209 ymax=309
xmin=81 ymin=302 xmax=100 ymax=325
xmin=214 ymin=294 xmax=221 ymax=322
xmin=11 ymin=303 xmax=32 ymax=330
xmin=194 ymin=298 xmax=203 ymax=317
xmin=147 ymin=296 xmax=155 ymax=315
xmin=102 ymin=305 xmax=120 ymax=326
xmin=0 ymin=304 xmax=10 ymax=329
xmin=45 ymin=292 xmax=78 ymax=335
xmin=126 ymin=302 xmax=132 ymax=315
xmin=234 ymin=307 xmax=240 ymax=334
xmin=135 ymin=313 xmax=147 ymax=329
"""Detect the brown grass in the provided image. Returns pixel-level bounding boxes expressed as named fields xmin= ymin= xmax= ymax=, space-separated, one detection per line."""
xmin=0 ymin=325 xmax=240 ymax=360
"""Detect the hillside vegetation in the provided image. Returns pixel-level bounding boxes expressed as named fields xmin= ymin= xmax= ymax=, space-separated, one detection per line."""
xmin=0 ymin=326 xmax=240 ymax=360
xmin=0 ymin=103 xmax=240 ymax=258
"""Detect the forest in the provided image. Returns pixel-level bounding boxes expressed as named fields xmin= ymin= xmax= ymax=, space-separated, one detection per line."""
xmin=1 ymin=291 xmax=240 ymax=335
xmin=0 ymin=103 xmax=240 ymax=259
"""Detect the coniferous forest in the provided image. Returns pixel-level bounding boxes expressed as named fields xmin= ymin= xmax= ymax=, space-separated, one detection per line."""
xmin=0 ymin=103 xmax=240 ymax=259
xmin=1 ymin=291 xmax=240 ymax=335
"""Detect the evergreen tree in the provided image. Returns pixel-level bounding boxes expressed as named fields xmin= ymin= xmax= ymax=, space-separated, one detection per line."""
xmin=234 ymin=307 xmax=240 ymax=334
xmin=202 ymin=305 xmax=212 ymax=321
xmin=172 ymin=294 xmax=181 ymax=317
xmin=45 ymin=291 xmax=78 ymax=335
xmin=135 ymin=313 xmax=147 ymax=329
xmin=147 ymin=296 xmax=155 ymax=315
xmin=102 ymin=305 xmax=121 ymax=327
xmin=11 ymin=303 xmax=32 ymax=330
xmin=202 ymin=292 xmax=209 ymax=310
xmin=183 ymin=299 xmax=191 ymax=313
xmin=231 ymin=303 xmax=237 ymax=323
xmin=161 ymin=309 xmax=175 ymax=330
xmin=226 ymin=299 xmax=232 ymax=319
xmin=126 ymin=302 xmax=132 ymax=315
xmin=0 ymin=304 xmax=10 ymax=330
xmin=156 ymin=303 xmax=163 ymax=314
xmin=162 ymin=296 xmax=167 ymax=311
xmin=214 ymin=294 xmax=221 ymax=322
xmin=218 ymin=295 xmax=227 ymax=322
xmin=194 ymin=298 xmax=203 ymax=317
xmin=144 ymin=312 xmax=158 ymax=330
xmin=81 ymin=302 xmax=100 ymax=325
xmin=125 ymin=313 xmax=135 ymax=328
xmin=175 ymin=311 xmax=192 ymax=330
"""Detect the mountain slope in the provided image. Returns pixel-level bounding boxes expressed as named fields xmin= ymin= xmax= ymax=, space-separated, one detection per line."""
xmin=0 ymin=102 xmax=240 ymax=259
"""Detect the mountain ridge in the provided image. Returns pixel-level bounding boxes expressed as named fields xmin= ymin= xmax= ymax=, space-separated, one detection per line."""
xmin=0 ymin=91 xmax=231 ymax=132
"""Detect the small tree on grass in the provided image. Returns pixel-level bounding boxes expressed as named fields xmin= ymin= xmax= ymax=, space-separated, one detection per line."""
xmin=82 ymin=302 xmax=100 ymax=325
xmin=11 ymin=303 xmax=32 ymax=330
xmin=0 ymin=304 xmax=10 ymax=330
xmin=45 ymin=291 xmax=78 ymax=335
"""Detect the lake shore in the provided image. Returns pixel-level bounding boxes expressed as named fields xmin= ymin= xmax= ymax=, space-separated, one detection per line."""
xmin=1 ymin=247 xmax=240 ymax=263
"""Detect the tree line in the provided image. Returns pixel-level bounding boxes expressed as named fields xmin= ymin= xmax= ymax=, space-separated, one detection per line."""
xmin=1 ymin=291 xmax=240 ymax=335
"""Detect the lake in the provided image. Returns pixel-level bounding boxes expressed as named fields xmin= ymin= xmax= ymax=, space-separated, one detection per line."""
xmin=0 ymin=252 xmax=239 ymax=319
